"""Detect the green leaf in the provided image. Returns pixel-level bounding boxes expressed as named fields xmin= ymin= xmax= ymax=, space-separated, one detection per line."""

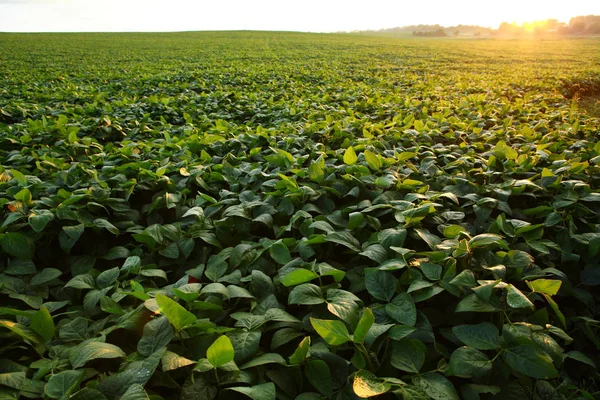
xmin=0 ymin=371 xmax=26 ymax=390
xmin=310 ymin=318 xmax=352 ymax=346
xmin=69 ymin=388 xmax=108 ymax=400
xmin=288 ymin=284 xmax=324 ymax=305
xmin=70 ymin=341 xmax=126 ymax=369
xmin=30 ymin=307 xmax=54 ymax=342
xmin=455 ymin=293 xmax=500 ymax=313
xmin=10 ymin=169 xmax=27 ymax=186
xmin=308 ymin=162 xmax=324 ymax=183
xmin=343 ymin=146 xmax=358 ymax=165
xmin=391 ymin=338 xmax=426 ymax=373
xmin=305 ymin=359 xmax=332 ymax=397
xmin=1 ymin=233 xmax=34 ymax=259
xmin=96 ymin=267 xmax=120 ymax=289
xmin=348 ymin=212 xmax=364 ymax=229
xmin=97 ymin=347 xmax=165 ymax=399
xmin=468 ymin=233 xmax=504 ymax=248
xmin=452 ymin=323 xmax=500 ymax=350
xmin=137 ymin=316 xmax=173 ymax=357
xmin=386 ymin=293 xmax=417 ymax=326
xmin=504 ymin=250 xmax=534 ymax=268
xmin=0 ymin=320 xmax=41 ymax=345
xmin=64 ymin=274 xmax=95 ymax=290
xmin=365 ymin=268 xmax=397 ymax=302
xmin=388 ymin=325 xmax=417 ymax=341
xmin=353 ymin=370 xmax=391 ymax=399
xmin=240 ymin=353 xmax=286 ymax=369
xmin=28 ymin=210 xmax=54 ymax=233
xmin=228 ymin=330 xmax=261 ymax=363
xmin=269 ymin=241 xmax=292 ymax=265
xmin=94 ymin=218 xmax=119 ymax=235
xmin=155 ymin=293 xmax=196 ymax=331
xmin=502 ymin=341 xmax=559 ymax=379
xmin=360 ymin=244 xmax=388 ymax=263
xmin=30 ymin=268 xmax=62 ymax=286
xmin=280 ymin=269 xmax=319 ymax=287
xmin=447 ymin=346 xmax=492 ymax=378
xmin=226 ymin=383 xmax=275 ymax=400
xmin=566 ymin=351 xmax=596 ymax=368
xmin=326 ymin=231 xmax=361 ymax=252
xmin=161 ymin=351 xmax=195 ymax=372
xmin=44 ymin=370 xmax=84 ymax=399
xmin=412 ymin=372 xmax=459 ymax=400
xmin=289 ymin=336 xmax=311 ymax=365
xmin=526 ymin=279 xmax=561 ymax=296
xmin=364 ymin=150 xmax=381 ymax=171
xmin=206 ymin=335 xmax=234 ymax=368
xmin=353 ymin=308 xmax=374 ymax=344
xmin=506 ymin=284 xmax=534 ymax=309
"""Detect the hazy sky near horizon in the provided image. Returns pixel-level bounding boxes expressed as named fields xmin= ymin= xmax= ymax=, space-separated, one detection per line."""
xmin=0 ymin=0 xmax=597 ymax=33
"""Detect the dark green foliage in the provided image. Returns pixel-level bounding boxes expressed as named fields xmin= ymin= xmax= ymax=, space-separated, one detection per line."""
xmin=0 ymin=32 xmax=599 ymax=400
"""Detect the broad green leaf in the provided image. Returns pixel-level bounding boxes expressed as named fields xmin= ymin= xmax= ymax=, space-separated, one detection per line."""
xmin=305 ymin=359 xmax=332 ymax=397
xmin=288 ymin=284 xmax=324 ymax=305
xmin=161 ymin=351 xmax=195 ymax=372
xmin=455 ymin=293 xmax=500 ymax=313
xmin=308 ymin=162 xmax=324 ymax=183
xmin=64 ymin=274 xmax=95 ymax=290
xmin=365 ymin=268 xmax=397 ymax=302
xmin=506 ymin=284 xmax=534 ymax=309
xmin=364 ymin=150 xmax=381 ymax=171
xmin=240 ymin=353 xmax=286 ymax=369
xmin=280 ymin=269 xmax=319 ymax=287
xmin=226 ymin=383 xmax=275 ymax=400
xmin=137 ymin=316 xmax=173 ymax=357
xmin=504 ymin=250 xmax=534 ymax=268
xmin=502 ymin=341 xmax=559 ymax=379
xmin=388 ymin=325 xmax=417 ymax=341
xmin=447 ymin=346 xmax=492 ymax=378
xmin=69 ymin=388 xmax=108 ymax=400
xmin=0 ymin=320 xmax=41 ymax=344
xmin=289 ymin=336 xmax=311 ymax=365
xmin=386 ymin=293 xmax=417 ymax=326
xmin=269 ymin=241 xmax=292 ymax=265
xmin=344 ymin=146 xmax=358 ymax=165
xmin=452 ymin=323 xmax=500 ymax=350
xmin=44 ymin=370 xmax=84 ymax=399
xmin=30 ymin=307 xmax=54 ymax=342
xmin=468 ymin=234 xmax=504 ymax=248
xmin=70 ymin=341 xmax=126 ymax=369
xmin=228 ymin=330 xmax=261 ymax=363
xmin=97 ymin=347 xmax=165 ymax=399
xmin=391 ymin=338 xmax=426 ymax=373
xmin=353 ymin=370 xmax=391 ymax=399
xmin=1 ymin=233 xmax=34 ymax=259
xmin=155 ymin=293 xmax=196 ymax=331
xmin=28 ymin=210 xmax=54 ymax=233
xmin=30 ymin=268 xmax=62 ymax=286
xmin=310 ymin=318 xmax=352 ymax=346
xmin=412 ymin=372 xmax=459 ymax=400
xmin=526 ymin=279 xmax=562 ymax=296
xmin=353 ymin=308 xmax=374 ymax=344
xmin=207 ymin=335 xmax=234 ymax=368
xmin=96 ymin=267 xmax=120 ymax=289
xmin=0 ymin=371 xmax=26 ymax=390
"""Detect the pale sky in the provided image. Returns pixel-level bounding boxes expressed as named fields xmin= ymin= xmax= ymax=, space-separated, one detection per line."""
xmin=0 ymin=0 xmax=597 ymax=33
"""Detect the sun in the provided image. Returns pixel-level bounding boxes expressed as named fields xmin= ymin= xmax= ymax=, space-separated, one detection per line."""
xmin=508 ymin=2 xmax=575 ymax=26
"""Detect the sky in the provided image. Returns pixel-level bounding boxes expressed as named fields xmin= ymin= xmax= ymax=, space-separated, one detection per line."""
xmin=0 ymin=0 xmax=597 ymax=33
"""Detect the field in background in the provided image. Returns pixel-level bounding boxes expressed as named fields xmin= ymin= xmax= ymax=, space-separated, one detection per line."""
xmin=0 ymin=32 xmax=599 ymax=400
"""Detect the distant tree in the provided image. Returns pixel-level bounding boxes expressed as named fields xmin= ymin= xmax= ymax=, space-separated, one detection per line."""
xmin=454 ymin=30 xmax=460 ymax=36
